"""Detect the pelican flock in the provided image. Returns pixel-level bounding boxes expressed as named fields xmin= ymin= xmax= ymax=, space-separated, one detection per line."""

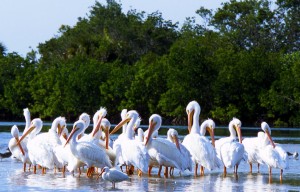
xmin=6 ymin=103 xmax=295 ymax=189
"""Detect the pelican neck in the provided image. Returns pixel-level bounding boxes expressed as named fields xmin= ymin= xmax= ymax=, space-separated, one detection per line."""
xmin=190 ymin=107 xmax=201 ymax=135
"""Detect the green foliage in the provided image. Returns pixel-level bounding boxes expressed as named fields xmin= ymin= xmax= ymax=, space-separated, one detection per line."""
xmin=260 ymin=51 xmax=300 ymax=126
xmin=211 ymin=104 xmax=239 ymax=125
xmin=0 ymin=53 xmax=35 ymax=118
xmin=0 ymin=42 xmax=6 ymax=56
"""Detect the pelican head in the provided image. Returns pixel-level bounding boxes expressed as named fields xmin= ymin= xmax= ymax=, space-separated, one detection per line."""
xmin=79 ymin=113 xmax=91 ymax=129
xmin=92 ymin=107 xmax=107 ymax=133
xmin=11 ymin=125 xmax=25 ymax=155
xmin=110 ymin=110 xmax=138 ymax=135
xmin=145 ymin=114 xmax=162 ymax=146
xmin=23 ymin=108 xmax=31 ymax=131
xmin=93 ymin=107 xmax=107 ymax=123
xmin=64 ymin=120 xmax=85 ymax=147
xmin=201 ymin=118 xmax=216 ymax=147
xmin=23 ymin=108 xmax=30 ymax=121
xmin=261 ymin=121 xmax=275 ymax=148
xmin=186 ymin=101 xmax=201 ymax=133
xmin=167 ymin=128 xmax=181 ymax=151
xmin=11 ymin=125 xmax=19 ymax=139
xmin=52 ymin=116 xmax=66 ymax=136
xmin=101 ymin=118 xmax=111 ymax=149
xmin=88 ymin=108 xmax=107 ymax=138
xmin=229 ymin=117 xmax=243 ymax=143
xmin=121 ymin=109 xmax=127 ymax=120
xmin=17 ymin=118 xmax=43 ymax=145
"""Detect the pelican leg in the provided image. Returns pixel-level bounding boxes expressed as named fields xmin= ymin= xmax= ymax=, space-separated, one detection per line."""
xmin=164 ymin=167 xmax=169 ymax=178
xmin=128 ymin=165 xmax=135 ymax=175
xmin=194 ymin=163 xmax=198 ymax=177
xmin=42 ymin=167 xmax=46 ymax=174
xmin=148 ymin=166 xmax=153 ymax=176
xmin=223 ymin=166 xmax=227 ymax=177
xmin=234 ymin=165 xmax=239 ymax=174
xmin=269 ymin=167 xmax=272 ymax=183
xmin=33 ymin=165 xmax=37 ymax=174
xmin=78 ymin=167 xmax=82 ymax=176
xmin=23 ymin=163 xmax=26 ymax=172
xmin=158 ymin=165 xmax=162 ymax=177
xmin=234 ymin=165 xmax=239 ymax=179
xmin=257 ymin=163 xmax=260 ymax=173
xmin=86 ymin=167 xmax=95 ymax=177
xmin=280 ymin=169 xmax=283 ymax=182
xmin=137 ymin=169 xmax=142 ymax=177
xmin=62 ymin=166 xmax=66 ymax=177
xmin=249 ymin=163 xmax=252 ymax=173
xmin=86 ymin=169 xmax=90 ymax=177
xmin=200 ymin=166 xmax=204 ymax=176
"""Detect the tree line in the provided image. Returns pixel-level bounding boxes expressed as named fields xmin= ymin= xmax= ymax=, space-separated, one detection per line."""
xmin=0 ymin=0 xmax=299 ymax=127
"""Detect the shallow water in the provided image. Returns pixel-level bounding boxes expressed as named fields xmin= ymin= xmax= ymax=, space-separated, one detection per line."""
xmin=1 ymin=130 xmax=300 ymax=191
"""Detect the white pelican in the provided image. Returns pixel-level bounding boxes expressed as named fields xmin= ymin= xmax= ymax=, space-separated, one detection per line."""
xmin=167 ymin=128 xmax=193 ymax=176
xmin=98 ymin=166 xmax=130 ymax=189
xmin=243 ymin=130 xmax=266 ymax=173
xmin=9 ymin=107 xmax=32 ymax=171
xmin=258 ymin=122 xmax=288 ymax=182
xmin=215 ymin=117 xmax=245 ymax=177
xmin=64 ymin=120 xmax=112 ymax=177
xmin=182 ymin=101 xmax=219 ymax=176
xmin=23 ymin=116 xmax=66 ymax=174
xmin=145 ymin=114 xmax=189 ymax=177
xmin=110 ymin=110 xmax=149 ymax=176
xmin=17 ymin=118 xmax=43 ymax=174
xmin=8 ymin=125 xmax=31 ymax=171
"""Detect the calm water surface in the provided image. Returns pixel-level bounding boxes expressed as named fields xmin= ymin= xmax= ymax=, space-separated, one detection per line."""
xmin=0 ymin=122 xmax=300 ymax=191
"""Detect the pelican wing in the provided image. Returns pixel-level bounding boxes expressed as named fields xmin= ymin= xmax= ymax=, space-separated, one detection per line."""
xmin=220 ymin=142 xmax=245 ymax=168
xmin=74 ymin=142 xmax=112 ymax=168
xmin=183 ymin=134 xmax=219 ymax=171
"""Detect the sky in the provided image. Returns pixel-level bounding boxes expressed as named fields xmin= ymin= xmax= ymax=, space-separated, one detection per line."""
xmin=0 ymin=0 xmax=228 ymax=57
